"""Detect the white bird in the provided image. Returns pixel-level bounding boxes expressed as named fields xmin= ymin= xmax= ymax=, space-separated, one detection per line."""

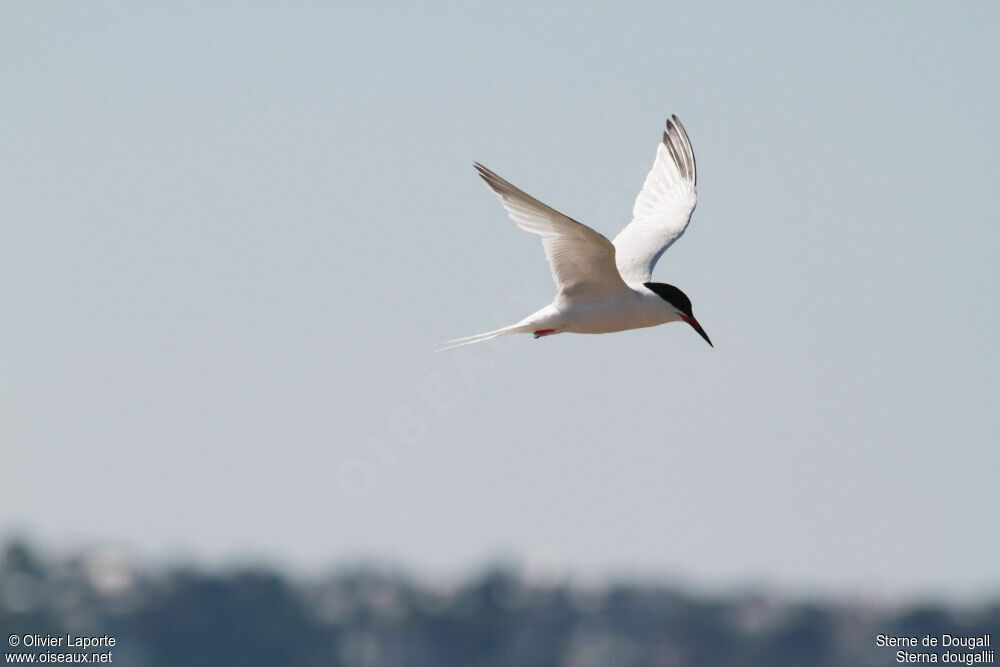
xmin=439 ymin=114 xmax=712 ymax=350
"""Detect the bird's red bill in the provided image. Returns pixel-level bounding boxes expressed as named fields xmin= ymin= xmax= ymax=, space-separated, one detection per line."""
xmin=681 ymin=315 xmax=713 ymax=347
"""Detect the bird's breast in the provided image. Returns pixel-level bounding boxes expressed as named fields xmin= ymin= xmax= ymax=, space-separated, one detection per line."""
xmin=557 ymin=290 xmax=674 ymax=334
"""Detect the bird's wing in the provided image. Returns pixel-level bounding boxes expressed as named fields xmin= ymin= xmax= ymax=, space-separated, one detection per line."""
xmin=612 ymin=115 xmax=698 ymax=284
xmin=475 ymin=163 xmax=631 ymax=300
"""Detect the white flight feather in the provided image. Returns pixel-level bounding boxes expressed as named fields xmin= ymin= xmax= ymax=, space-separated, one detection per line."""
xmin=612 ymin=115 xmax=697 ymax=284
xmin=473 ymin=163 xmax=631 ymax=301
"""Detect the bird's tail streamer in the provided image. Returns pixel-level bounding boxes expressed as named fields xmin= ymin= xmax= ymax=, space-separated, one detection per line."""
xmin=432 ymin=323 xmax=526 ymax=351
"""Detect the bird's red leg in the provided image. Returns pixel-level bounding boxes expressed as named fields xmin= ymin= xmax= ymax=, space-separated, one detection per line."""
xmin=533 ymin=329 xmax=556 ymax=338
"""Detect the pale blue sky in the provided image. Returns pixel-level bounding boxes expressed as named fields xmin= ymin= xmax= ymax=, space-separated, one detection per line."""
xmin=4 ymin=2 xmax=998 ymax=598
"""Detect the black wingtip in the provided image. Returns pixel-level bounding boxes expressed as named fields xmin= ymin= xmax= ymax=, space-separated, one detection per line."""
xmin=661 ymin=114 xmax=695 ymax=185
xmin=473 ymin=162 xmax=493 ymax=184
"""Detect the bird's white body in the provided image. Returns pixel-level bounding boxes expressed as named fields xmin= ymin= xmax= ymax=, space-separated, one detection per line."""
xmin=439 ymin=114 xmax=711 ymax=349
xmin=515 ymin=286 xmax=681 ymax=336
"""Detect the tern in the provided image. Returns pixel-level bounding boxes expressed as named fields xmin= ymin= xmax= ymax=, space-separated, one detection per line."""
xmin=439 ymin=114 xmax=712 ymax=350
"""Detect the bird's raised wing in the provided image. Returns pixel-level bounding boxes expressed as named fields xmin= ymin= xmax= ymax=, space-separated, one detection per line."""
xmin=612 ymin=115 xmax=697 ymax=284
xmin=475 ymin=163 xmax=630 ymax=300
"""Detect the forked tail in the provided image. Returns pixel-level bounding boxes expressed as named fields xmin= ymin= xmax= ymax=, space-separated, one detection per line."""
xmin=433 ymin=323 xmax=529 ymax=351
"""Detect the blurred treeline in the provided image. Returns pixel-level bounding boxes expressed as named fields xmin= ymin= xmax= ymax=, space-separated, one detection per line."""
xmin=1 ymin=540 xmax=996 ymax=666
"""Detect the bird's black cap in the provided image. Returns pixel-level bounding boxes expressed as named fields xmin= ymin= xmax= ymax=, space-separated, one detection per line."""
xmin=644 ymin=282 xmax=712 ymax=347
xmin=644 ymin=282 xmax=693 ymax=317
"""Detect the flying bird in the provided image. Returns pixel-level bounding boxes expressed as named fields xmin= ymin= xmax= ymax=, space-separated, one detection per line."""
xmin=439 ymin=115 xmax=712 ymax=350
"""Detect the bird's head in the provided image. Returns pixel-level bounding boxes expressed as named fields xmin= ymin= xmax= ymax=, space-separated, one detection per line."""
xmin=644 ymin=282 xmax=712 ymax=347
